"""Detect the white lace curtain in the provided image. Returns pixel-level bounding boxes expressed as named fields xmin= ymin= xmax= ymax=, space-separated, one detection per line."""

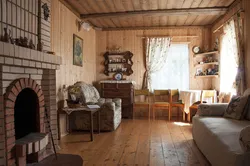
xmin=151 ymin=44 xmax=189 ymax=90
xmin=142 ymin=37 xmax=171 ymax=91
xmin=220 ymin=20 xmax=238 ymax=95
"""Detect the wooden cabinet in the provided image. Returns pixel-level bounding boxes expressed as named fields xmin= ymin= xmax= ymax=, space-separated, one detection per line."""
xmin=100 ymin=82 xmax=134 ymax=119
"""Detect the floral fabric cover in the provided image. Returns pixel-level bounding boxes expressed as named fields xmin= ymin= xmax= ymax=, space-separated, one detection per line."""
xmin=223 ymin=95 xmax=249 ymax=120
xmin=197 ymin=103 xmax=228 ymax=117
xmin=72 ymin=81 xmax=100 ymax=104
xmin=243 ymin=89 xmax=250 ymax=120
xmin=68 ymin=82 xmax=122 ymax=131
xmin=239 ymin=126 xmax=250 ymax=152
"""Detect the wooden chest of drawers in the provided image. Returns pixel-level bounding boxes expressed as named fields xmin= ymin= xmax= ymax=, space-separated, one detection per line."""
xmin=100 ymin=82 xmax=134 ymax=118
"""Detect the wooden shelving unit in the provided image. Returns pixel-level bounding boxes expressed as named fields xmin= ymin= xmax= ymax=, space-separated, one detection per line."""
xmin=195 ymin=75 xmax=219 ymax=78
xmin=194 ymin=62 xmax=219 ymax=67
xmin=194 ymin=51 xmax=219 ymax=57
xmin=103 ymin=51 xmax=134 ymax=76
xmin=194 ymin=50 xmax=220 ymax=78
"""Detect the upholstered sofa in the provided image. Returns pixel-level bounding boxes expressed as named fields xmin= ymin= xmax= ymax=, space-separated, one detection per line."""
xmin=68 ymin=82 xmax=122 ymax=131
xmin=192 ymin=90 xmax=250 ymax=166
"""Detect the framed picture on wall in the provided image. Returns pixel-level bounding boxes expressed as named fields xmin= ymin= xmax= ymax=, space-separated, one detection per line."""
xmin=73 ymin=34 xmax=83 ymax=66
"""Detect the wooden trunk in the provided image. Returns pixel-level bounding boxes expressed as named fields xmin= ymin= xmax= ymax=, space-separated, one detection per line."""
xmin=100 ymin=82 xmax=134 ymax=119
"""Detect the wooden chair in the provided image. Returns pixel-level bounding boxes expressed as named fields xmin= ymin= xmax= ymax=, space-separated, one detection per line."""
xmin=218 ymin=92 xmax=232 ymax=103
xmin=133 ymin=89 xmax=150 ymax=119
xmin=169 ymin=89 xmax=185 ymax=121
xmin=152 ymin=90 xmax=171 ymax=120
xmin=188 ymin=90 xmax=217 ymax=122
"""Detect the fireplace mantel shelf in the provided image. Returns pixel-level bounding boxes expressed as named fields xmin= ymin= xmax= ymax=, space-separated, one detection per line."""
xmin=0 ymin=41 xmax=62 ymax=70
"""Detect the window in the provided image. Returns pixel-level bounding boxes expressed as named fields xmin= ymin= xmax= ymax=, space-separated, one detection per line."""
xmin=220 ymin=20 xmax=238 ymax=95
xmin=151 ymin=44 xmax=189 ymax=90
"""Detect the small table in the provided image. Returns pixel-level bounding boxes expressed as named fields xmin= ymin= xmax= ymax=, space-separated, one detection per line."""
xmin=179 ymin=90 xmax=217 ymax=122
xmin=61 ymin=106 xmax=100 ymax=141
xmin=179 ymin=90 xmax=202 ymax=114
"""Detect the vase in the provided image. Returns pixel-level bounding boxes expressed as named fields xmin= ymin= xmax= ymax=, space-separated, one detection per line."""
xmin=3 ymin=28 xmax=10 ymax=43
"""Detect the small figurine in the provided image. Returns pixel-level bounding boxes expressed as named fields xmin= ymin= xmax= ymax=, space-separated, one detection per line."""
xmin=37 ymin=41 xmax=44 ymax=51
xmin=42 ymin=3 xmax=50 ymax=21
xmin=23 ymin=37 xmax=28 ymax=47
xmin=29 ymin=39 xmax=36 ymax=49
xmin=214 ymin=38 xmax=219 ymax=51
xmin=3 ymin=28 xmax=10 ymax=43
xmin=62 ymin=85 xmax=68 ymax=107
xmin=10 ymin=38 xmax=15 ymax=44
xmin=19 ymin=37 xmax=28 ymax=47
xmin=19 ymin=37 xmax=23 ymax=46
xmin=207 ymin=68 xmax=212 ymax=75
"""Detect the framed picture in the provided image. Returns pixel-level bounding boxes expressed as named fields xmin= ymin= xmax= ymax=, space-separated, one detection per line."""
xmin=73 ymin=34 xmax=83 ymax=66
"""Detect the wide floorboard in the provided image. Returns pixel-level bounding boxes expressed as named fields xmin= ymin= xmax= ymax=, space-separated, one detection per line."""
xmin=58 ymin=119 xmax=210 ymax=166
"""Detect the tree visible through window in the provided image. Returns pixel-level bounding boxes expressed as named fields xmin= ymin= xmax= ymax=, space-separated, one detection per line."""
xmin=151 ymin=44 xmax=189 ymax=90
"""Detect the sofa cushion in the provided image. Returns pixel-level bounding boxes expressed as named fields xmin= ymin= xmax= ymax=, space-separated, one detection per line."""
xmin=242 ymin=97 xmax=250 ymax=120
xmin=193 ymin=116 xmax=250 ymax=166
xmin=245 ymin=108 xmax=250 ymax=121
xmin=224 ymin=95 xmax=249 ymax=120
xmin=242 ymin=89 xmax=250 ymax=120
xmin=197 ymin=103 xmax=228 ymax=116
xmin=239 ymin=126 xmax=250 ymax=152
xmin=74 ymin=81 xmax=100 ymax=103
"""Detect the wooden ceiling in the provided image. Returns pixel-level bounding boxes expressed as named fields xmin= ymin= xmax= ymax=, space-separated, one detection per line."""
xmin=62 ymin=0 xmax=236 ymax=30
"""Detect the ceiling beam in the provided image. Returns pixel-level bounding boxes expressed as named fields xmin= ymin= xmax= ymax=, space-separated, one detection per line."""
xmin=81 ymin=8 xmax=228 ymax=20
xmin=101 ymin=26 xmax=203 ymax=31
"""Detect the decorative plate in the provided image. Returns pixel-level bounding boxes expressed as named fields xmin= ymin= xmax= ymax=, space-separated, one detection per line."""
xmin=193 ymin=46 xmax=200 ymax=54
xmin=114 ymin=72 xmax=123 ymax=80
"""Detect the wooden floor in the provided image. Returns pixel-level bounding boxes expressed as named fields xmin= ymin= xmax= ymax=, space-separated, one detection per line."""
xmin=58 ymin=119 xmax=210 ymax=166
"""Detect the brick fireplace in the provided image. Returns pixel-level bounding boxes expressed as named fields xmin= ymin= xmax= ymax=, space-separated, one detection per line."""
xmin=0 ymin=41 xmax=61 ymax=166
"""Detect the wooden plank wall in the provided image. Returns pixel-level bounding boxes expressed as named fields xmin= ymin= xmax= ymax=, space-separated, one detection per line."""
xmin=96 ymin=27 xmax=212 ymax=90
xmin=51 ymin=0 xmax=96 ymax=96
xmin=0 ymin=0 xmax=39 ymax=46
xmin=51 ymin=0 xmax=96 ymax=137
xmin=40 ymin=0 xmax=51 ymax=51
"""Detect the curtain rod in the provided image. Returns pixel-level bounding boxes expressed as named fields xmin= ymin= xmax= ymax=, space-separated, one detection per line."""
xmin=213 ymin=9 xmax=244 ymax=33
xmin=136 ymin=35 xmax=199 ymax=38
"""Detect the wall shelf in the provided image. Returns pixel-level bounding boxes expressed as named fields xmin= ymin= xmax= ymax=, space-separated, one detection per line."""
xmin=195 ymin=62 xmax=219 ymax=67
xmin=194 ymin=51 xmax=219 ymax=57
xmin=195 ymin=75 xmax=219 ymax=78
xmin=104 ymin=51 xmax=133 ymax=76
xmin=108 ymin=62 xmax=126 ymax=64
xmin=194 ymin=50 xmax=220 ymax=77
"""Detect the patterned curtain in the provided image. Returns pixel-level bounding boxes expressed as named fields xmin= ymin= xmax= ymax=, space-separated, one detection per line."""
xmin=234 ymin=12 xmax=246 ymax=96
xmin=220 ymin=13 xmax=245 ymax=96
xmin=142 ymin=37 xmax=171 ymax=91
xmin=220 ymin=20 xmax=238 ymax=94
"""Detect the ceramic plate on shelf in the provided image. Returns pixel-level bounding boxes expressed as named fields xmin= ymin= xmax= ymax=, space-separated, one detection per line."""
xmin=114 ymin=72 xmax=123 ymax=81
xmin=193 ymin=46 xmax=201 ymax=54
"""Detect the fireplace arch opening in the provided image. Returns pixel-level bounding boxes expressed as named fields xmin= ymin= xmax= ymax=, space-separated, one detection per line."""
xmin=14 ymin=88 xmax=40 ymax=140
